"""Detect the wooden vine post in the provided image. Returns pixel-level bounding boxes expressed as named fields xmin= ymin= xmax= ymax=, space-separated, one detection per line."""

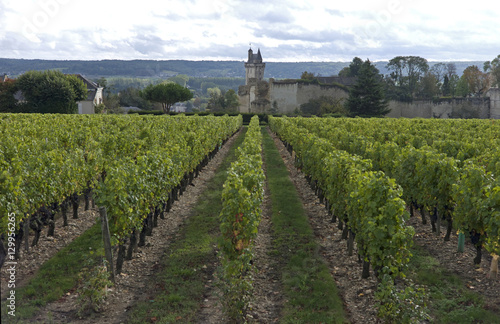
xmin=99 ymin=206 xmax=115 ymax=283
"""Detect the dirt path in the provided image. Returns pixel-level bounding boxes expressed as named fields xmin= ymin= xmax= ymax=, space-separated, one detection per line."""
xmin=269 ymin=129 xmax=379 ymax=323
xmin=408 ymin=212 xmax=500 ymax=312
xmin=1 ymin=202 xmax=98 ymax=301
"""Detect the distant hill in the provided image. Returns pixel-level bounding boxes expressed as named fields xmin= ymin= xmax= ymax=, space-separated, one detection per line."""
xmin=0 ymin=58 xmax=485 ymax=80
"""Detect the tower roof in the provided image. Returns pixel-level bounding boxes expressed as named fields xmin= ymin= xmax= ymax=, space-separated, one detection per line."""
xmin=247 ymin=48 xmax=263 ymax=64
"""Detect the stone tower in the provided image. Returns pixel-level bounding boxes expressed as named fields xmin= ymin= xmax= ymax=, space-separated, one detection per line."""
xmin=245 ymin=48 xmax=265 ymax=85
xmin=239 ymin=48 xmax=270 ymax=113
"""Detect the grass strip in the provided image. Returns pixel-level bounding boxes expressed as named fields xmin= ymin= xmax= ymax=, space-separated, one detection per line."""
xmin=126 ymin=128 xmax=247 ymax=323
xmin=262 ymin=128 xmax=348 ymax=324
xmin=410 ymin=245 xmax=500 ymax=324
xmin=1 ymin=221 xmax=103 ymax=322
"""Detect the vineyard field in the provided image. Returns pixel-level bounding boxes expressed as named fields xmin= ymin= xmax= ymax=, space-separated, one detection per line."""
xmin=1 ymin=114 xmax=500 ymax=323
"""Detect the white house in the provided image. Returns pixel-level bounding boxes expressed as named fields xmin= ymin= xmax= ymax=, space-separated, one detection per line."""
xmin=75 ymin=74 xmax=103 ymax=114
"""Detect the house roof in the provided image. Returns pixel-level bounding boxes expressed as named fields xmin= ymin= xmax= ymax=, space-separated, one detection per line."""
xmin=74 ymin=74 xmax=99 ymax=90
xmin=74 ymin=74 xmax=101 ymax=101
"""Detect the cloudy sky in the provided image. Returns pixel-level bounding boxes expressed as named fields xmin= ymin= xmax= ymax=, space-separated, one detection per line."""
xmin=0 ymin=0 xmax=499 ymax=62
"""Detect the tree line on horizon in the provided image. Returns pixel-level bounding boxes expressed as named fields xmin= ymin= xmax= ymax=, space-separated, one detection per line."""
xmin=1 ymin=55 xmax=498 ymax=116
xmin=0 ymin=57 xmax=488 ymax=80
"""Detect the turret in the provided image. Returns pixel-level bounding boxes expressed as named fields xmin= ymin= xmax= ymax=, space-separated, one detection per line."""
xmin=245 ymin=48 xmax=265 ymax=85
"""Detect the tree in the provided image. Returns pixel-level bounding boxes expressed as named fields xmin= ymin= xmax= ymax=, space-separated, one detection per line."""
xmin=442 ymin=75 xmax=451 ymax=97
xmin=141 ymin=82 xmax=193 ymax=114
xmin=201 ymin=81 xmax=218 ymax=95
xmin=430 ymin=63 xmax=446 ymax=84
xmin=418 ymin=72 xmax=439 ymax=99
xmin=224 ymin=89 xmax=239 ymax=111
xmin=207 ymin=89 xmax=239 ymax=112
xmin=445 ymin=63 xmax=457 ymax=79
xmin=207 ymin=88 xmax=224 ymax=112
xmin=386 ymin=56 xmax=429 ymax=100
xmin=169 ymin=74 xmax=189 ymax=87
xmin=16 ymin=70 xmax=87 ymax=113
xmin=484 ymin=54 xmax=500 ymax=88
xmin=300 ymin=71 xmax=318 ymax=82
xmin=448 ymin=75 xmax=460 ymax=97
xmin=346 ymin=59 xmax=390 ymax=117
xmin=0 ymin=78 xmax=19 ymax=112
xmin=339 ymin=57 xmax=363 ymax=77
xmin=103 ymin=93 xmax=123 ymax=114
xmin=300 ymin=96 xmax=345 ymax=116
xmin=462 ymin=65 xmax=490 ymax=96
xmin=443 ymin=63 xmax=459 ymax=96
xmin=119 ymin=87 xmax=152 ymax=110
xmin=455 ymin=75 xmax=470 ymax=97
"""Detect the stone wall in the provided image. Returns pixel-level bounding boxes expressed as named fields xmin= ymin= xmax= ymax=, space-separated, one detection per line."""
xmin=238 ymin=84 xmax=251 ymax=113
xmin=269 ymin=81 xmax=298 ymax=113
xmin=269 ymin=80 xmax=349 ymax=114
xmin=487 ymin=88 xmax=500 ymax=119
xmin=386 ymin=97 xmax=491 ymax=119
xmin=239 ymin=78 xmax=500 ymax=119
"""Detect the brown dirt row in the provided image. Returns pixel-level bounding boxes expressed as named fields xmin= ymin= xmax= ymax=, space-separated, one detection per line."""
xmin=408 ymin=212 xmax=500 ymax=312
xmin=1 ymin=203 xmax=98 ymax=301
xmin=269 ymin=130 xmax=379 ymax=323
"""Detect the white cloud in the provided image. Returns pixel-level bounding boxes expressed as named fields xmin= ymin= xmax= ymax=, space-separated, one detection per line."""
xmin=0 ymin=0 xmax=498 ymax=62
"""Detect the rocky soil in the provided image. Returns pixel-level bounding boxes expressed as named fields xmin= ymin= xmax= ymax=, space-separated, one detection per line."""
xmin=1 ymin=204 xmax=98 ymax=301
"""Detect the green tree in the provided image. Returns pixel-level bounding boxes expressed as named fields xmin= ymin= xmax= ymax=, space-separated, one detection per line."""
xmin=346 ymin=60 xmax=389 ymax=117
xmin=300 ymin=71 xmax=316 ymax=81
xmin=0 ymin=78 xmax=19 ymax=112
xmin=207 ymin=88 xmax=225 ymax=112
xmin=169 ymin=74 xmax=190 ymax=87
xmin=103 ymin=93 xmax=123 ymax=114
xmin=141 ymin=82 xmax=193 ymax=114
xmin=300 ymin=96 xmax=345 ymax=116
xmin=338 ymin=67 xmax=351 ymax=77
xmin=17 ymin=70 xmax=87 ymax=113
xmin=300 ymin=96 xmax=325 ymax=115
xmin=339 ymin=57 xmax=364 ymax=77
xmin=119 ymin=87 xmax=152 ymax=110
xmin=462 ymin=65 xmax=490 ymax=96
xmin=418 ymin=72 xmax=439 ymax=99
xmin=386 ymin=56 xmax=429 ymax=100
xmin=201 ymin=81 xmax=217 ymax=95
xmin=224 ymin=89 xmax=239 ymax=111
xmin=207 ymin=89 xmax=239 ymax=112
xmin=455 ymin=75 xmax=470 ymax=97
xmin=430 ymin=63 xmax=446 ymax=84
xmin=448 ymin=75 xmax=460 ymax=97
xmin=483 ymin=55 xmax=500 ymax=88
xmin=442 ymin=75 xmax=451 ymax=96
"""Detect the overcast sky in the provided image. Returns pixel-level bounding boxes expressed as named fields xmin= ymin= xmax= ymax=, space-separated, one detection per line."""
xmin=1 ymin=0 xmax=499 ymax=62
